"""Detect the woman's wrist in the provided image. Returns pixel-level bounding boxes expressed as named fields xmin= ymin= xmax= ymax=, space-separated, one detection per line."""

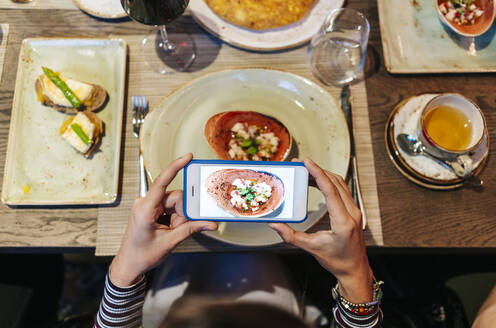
xmin=335 ymin=266 xmax=374 ymax=303
xmin=109 ymin=255 xmax=143 ymax=288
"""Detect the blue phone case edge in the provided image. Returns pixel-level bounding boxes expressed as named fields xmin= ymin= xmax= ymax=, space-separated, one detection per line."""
xmin=183 ymin=159 xmax=308 ymax=223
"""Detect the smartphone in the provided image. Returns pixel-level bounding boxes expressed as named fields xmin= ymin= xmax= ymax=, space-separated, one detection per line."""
xmin=184 ymin=159 xmax=309 ymax=223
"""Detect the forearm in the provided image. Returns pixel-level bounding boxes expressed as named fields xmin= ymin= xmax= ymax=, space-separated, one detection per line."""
xmin=94 ymin=274 xmax=147 ymax=328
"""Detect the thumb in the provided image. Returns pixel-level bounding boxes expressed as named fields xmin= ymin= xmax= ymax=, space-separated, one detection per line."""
xmin=168 ymin=221 xmax=218 ymax=249
xmin=269 ymin=223 xmax=315 ymax=253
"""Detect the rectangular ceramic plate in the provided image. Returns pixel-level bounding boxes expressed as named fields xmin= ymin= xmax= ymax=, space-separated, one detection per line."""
xmin=1 ymin=38 xmax=127 ymax=205
xmin=378 ymin=0 xmax=496 ymax=73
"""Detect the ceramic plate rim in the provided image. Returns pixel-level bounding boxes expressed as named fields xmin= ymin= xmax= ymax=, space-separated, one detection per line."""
xmin=1 ymin=37 xmax=127 ymax=205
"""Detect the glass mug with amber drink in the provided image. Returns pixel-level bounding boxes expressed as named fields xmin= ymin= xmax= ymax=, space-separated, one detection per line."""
xmin=418 ymin=94 xmax=487 ymax=177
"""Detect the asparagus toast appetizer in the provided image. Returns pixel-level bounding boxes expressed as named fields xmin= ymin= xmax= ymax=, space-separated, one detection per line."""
xmin=59 ymin=111 xmax=103 ymax=157
xmin=35 ymin=67 xmax=107 ymax=114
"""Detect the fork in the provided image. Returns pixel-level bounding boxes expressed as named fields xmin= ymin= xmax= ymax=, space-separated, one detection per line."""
xmin=132 ymin=96 xmax=149 ymax=197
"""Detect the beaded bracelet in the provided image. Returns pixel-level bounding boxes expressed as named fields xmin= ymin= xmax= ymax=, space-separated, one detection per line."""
xmin=332 ymin=278 xmax=383 ymax=315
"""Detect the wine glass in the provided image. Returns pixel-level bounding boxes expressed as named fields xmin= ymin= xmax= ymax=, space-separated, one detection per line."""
xmin=121 ymin=0 xmax=196 ymax=74
xmin=307 ymin=8 xmax=370 ymax=86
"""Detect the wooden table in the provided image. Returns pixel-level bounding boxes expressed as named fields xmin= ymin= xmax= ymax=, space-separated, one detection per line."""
xmin=0 ymin=0 xmax=495 ymax=251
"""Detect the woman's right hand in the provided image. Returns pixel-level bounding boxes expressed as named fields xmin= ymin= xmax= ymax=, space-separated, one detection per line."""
xmin=270 ymin=158 xmax=373 ymax=303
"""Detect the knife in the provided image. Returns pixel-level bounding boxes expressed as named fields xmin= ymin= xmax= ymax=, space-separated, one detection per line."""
xmin=340 ymin=84 xmax=367 ymax=230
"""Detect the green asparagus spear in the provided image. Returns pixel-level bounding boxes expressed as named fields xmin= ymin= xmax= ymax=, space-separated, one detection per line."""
xmin=42 ymin=67 xmax=82 ymax=109
xmin=71 ymin=123 xmax=92 ymax=145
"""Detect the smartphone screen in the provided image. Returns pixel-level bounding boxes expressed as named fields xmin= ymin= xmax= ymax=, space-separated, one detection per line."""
xmin=184 ymin=160 xmax=309 ymax=223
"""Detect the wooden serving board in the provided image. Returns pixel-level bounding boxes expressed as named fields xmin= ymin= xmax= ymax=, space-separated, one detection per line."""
xmin=95 ymin=31 xmax=383 ymax=255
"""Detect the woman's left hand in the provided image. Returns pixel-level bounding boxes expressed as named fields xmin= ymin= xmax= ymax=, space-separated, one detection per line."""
xmin=110 ymin=153 xmax=218 ymax=287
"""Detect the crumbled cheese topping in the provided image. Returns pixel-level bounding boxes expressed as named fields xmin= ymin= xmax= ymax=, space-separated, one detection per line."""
xmin=439 ymin=0 xmax=484 ymax=26
xmin=230 ymin=178 xmax=272 ymax=212
xmin=228 ymin=122 xmax=280 ymax=161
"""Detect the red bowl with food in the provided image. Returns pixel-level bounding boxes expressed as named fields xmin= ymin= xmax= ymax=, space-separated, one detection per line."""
xmin=436 ymin=0 xmax=495 ymax=37
xmin=204 ymin=111 xmax=292 ymax=161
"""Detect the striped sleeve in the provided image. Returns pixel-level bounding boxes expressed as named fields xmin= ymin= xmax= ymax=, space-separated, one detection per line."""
xmin=94 ymin=274 xmax=146 ymax=328
xmin=332 ymin=301 xmax=383 ymax=328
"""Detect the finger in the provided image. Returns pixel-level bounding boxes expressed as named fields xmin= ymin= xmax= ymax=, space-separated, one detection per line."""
xmin=269 ymin=223 xmax=316 ymax=253
xmin=303 ymin=158 xmax=349 ymax=225
xmin=163 ymin=190 xmax=184 ymax=217
xmin=147 ymin=153 xmax=193 ymax=205
xmin=323 ymin=171 xmax=357 ymax=217
xmin=292 ymin=157 xmax=319 ymax=187
xmin=170 ymin=213 xmax=187 ymax=229
xmin=167 ymin=221 xmax=218 ymax=248
xmin=309 ymin=174 xmax=317 ymax=188
xmin=331 ymin=173 xmax=362 ymax=223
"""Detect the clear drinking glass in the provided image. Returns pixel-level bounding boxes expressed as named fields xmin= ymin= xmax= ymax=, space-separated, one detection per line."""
xmin=307 ymin=8 xmax=370 ymax=86
xmin=121 ymin=0 xmax=196 ymax=74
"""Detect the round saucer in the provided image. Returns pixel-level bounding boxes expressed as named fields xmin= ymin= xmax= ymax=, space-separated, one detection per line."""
xmin=73 ymin=0 xmax=127 ymax=19
xmin=385 ymin=94 xmax=489 ymax=190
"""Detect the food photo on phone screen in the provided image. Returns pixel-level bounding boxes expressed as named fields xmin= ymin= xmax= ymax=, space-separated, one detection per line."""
xmin=200 ymin=165 xmax=294 ymax=219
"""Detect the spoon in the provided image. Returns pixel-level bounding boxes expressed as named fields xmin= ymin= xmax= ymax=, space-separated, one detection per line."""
xmin=396 ymin=133 xmax=483 ymax=187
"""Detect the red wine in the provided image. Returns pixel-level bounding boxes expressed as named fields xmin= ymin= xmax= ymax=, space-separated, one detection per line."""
xmin=121 ymin=0 xmax=189 ymax=26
